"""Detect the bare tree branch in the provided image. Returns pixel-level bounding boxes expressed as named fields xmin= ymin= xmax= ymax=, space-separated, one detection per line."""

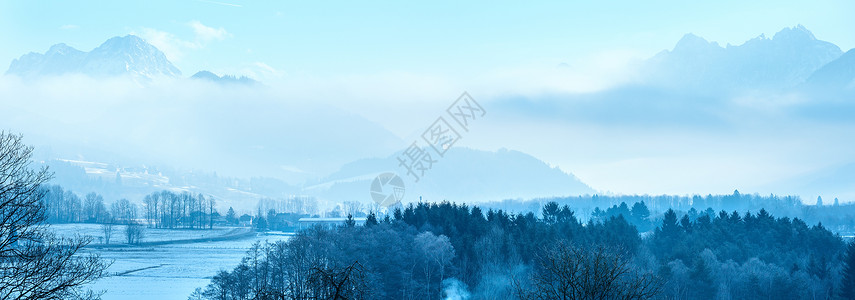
xmin=0 ymin=131 xmax=109 ymax=299
xmin=515 ymin=242 xmax=662 ymax=300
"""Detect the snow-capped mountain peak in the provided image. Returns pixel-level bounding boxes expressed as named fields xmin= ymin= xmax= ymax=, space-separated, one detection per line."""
xmin=6 ymin=35 xmax=181 ymax=79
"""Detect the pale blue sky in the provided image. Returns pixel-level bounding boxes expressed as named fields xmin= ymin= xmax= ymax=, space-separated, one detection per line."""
xmin=1 ymin=0 xmax=853 ymax=79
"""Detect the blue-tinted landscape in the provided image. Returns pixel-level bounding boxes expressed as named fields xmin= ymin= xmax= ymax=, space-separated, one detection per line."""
xmin=1 ymin=1 xmax=855 ymax=299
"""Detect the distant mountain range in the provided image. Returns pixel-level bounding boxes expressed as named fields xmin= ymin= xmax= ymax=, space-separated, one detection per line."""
xmin=6 ymin=27 xmax=855 ymax=206
xmin=807 ymin=49 xmax=855 ymax=88
xmin=305 ymin=147 xmax=594 ymax=204
xmin=6 ymin=35 xmax=181 ymax=79
xmin=191 ymin=70 xmax=258 ymax=85
xmin=643 ymin=25 xmax=851 ymax=92
xmin=493 ymin=25 xmax=855 ymax=126
xmin=5 ymin=35 xmax=263 ymax=84
xmin=40 ymin=147 xmax=594 ymax=210
xmin=7 ymin=27 xmax=854 ymax=89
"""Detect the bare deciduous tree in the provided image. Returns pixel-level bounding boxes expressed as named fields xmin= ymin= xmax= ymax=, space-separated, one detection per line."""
xmin=0 ymin=132 xmax=108 ymax=299
xmin=126 ymin=222 xmax=144 ymax=244
xmin=307 ymin=261 xmax=370 ymax=300
xmin=82 ymin=192 xmax=108 ymax=223
xmin=110 ymin=199 xmax=136 ymax=225
xmin=342 ymin=201 xmax=363 ymax=217
xmin=515 ymin=242 xmax=662 ymax=300
xmin=101 ymin=220 xmax=114 ymax=244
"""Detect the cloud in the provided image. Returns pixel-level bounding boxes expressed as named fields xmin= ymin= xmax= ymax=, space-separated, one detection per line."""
xmin=219 ymin=62 xmax=282 ymax=82
xmin=252 ymin=62 xmax=280 ymax=76
xmin=0 ymin=74 xmax=403 ymax=183
xmin=135 ymin=28 xmax=198 ymax=62
xmin=4 ymin=67 xmax=855 ymax=200
xmin=189 ymin=20 xmax=231 ymax=42
xmin=133 ymin=21 xmax=230 ymax=63
xmin=461 ymin=49 xmax=645 ymax=100
xmin=59 ymin=24 xmax=79 ymax=30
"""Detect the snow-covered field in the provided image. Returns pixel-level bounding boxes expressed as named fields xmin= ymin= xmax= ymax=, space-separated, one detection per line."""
xmin=47 ymin=224 xmax=291 ymax=299
xmin=49 ymin=223 xmax=240 ymax=244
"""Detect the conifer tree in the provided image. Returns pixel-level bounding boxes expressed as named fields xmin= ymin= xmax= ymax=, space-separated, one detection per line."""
xmin=841 ymin=241 xmax=855 ymax=299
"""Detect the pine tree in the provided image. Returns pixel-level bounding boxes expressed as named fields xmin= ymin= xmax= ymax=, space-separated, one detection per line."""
xmin=393 ymin=207 xmax=403 ymax=220
xmin=660 ymin=209 xmax=680 ymax=236
xmin=631 ymin=201 xmax=650 ymax=221
xmin=345 ymin=214 xmax=356 ymax=227
xmin=841 ymin=241 xmax=855 ymax=299
xmin=653 ymin=209 xmax=682 ymax=261
xmin=365 ymin=212 xmax=378 ymax=227
xmin=679 ymin=214 xmax=692 ymax=233
xmin=226 ymin=207 xmax=236 ymax=225
xmin=542 ymin=201 xmax=560 ymax=224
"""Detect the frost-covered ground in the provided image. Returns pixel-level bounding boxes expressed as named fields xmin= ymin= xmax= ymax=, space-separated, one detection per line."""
xmin=48 ymin=224 xmax=290 ymax=299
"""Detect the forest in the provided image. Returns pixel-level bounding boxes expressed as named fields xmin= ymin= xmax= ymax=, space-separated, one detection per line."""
xmin=192 ymin=201 xmax=855 ymax=299
xmin=30 ymin=182 xmax=855 ymax=299
xmin=484 ymin=192 xmax=855 ymax=234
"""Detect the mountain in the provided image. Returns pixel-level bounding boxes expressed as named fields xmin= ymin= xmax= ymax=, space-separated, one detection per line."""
xmin=38 ymin=157 xmax=301 ymax=213
xmin=305 ymin=147 xmax=594 ymax=204
xmin=34 ymin=146 xmax=594 ymax=211
xmin=806 ymin=49 xmax=855 ymax=88
xmin=644 ymin=25 xmax=842 ymax=92
xmin=6 ymin=35 xmax=181 ymax=79
xmin=191 ymin=70 xmax=258 ymax=85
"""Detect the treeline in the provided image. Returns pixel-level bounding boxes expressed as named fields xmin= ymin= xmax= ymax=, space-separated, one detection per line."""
xmin=195 ymin=201 xmax=855 ymax=299
xmin=143 ymin=190 xmax=216 ymax=229
xmin=255 ymin=196 xmax=318 ymax=217
xmin=40 ymin=185 xmax=219 ymax=230
xmin=651 ymin=208 xmax=844 ymax=299
xmin=590 ymin=201 xmax=655 ymax=232
xmin=250 ymin=197 xmax=318 ymax=231
xmin=193 ymin=202 xmax=642 ymax=299
xmin=486 ymin=190 xmax=855 ymax=232
xmin=41 ymin=184 xmax=139 ymax=224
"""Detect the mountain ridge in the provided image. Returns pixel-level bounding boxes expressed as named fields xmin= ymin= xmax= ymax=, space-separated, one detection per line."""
xmin=806 ymin=48 xmax=855 ymax=88
xmin=6 ymin=35 xmax=181 ymax=79
xmin=307 ymin=147 xmax=595 ymax=204
xmin=643 ymin=25 xmax=843 ymax=92
xmin=191 ymin=70 xmax=258 ymax=85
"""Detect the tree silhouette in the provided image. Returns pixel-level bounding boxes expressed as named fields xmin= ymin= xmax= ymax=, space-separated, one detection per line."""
xmin=841 ymin=240 xmax=855 ymax=299
xmin=0 ymin=132 xmax=107 ymax=299
xmin=364 ymin=212 xmax=378 ymax=227
xmin=515 ymin=242 xmax=661 ymax=300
